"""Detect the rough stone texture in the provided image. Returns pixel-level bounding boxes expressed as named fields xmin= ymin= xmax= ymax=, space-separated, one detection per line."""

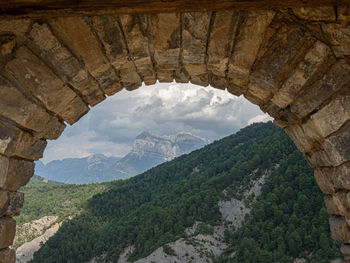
xmin=330 ymin=216 xmax=350 ymax=243
xmin=0 ymin=191 xmax=8 ymax=217
xmin=338 ymin=6 xmax=350 ymax=21
xmin=92 ymin=16 xmax=142 ymax=90
xmin=119 ymin=14 xmax=156 ymax=85
xmin=325 ymin=195 xmax=341 ymax=215
xmin=4 ymin=191 xmax=24 ymax=217
xmin=58 ymin=96 xmax=89 ymax=126
xmin=247 ymin=22 xmax=313 ymax=105
xmin=333 ymin=192 xmax=350 ymax=217
xmin=292 ymin=6 xmax=336 ymax=20
xmin=271 ymin=41 xmax=331 ymax=109
xmin=322 ymin=22 xmax=350 ymax=57
xmin=0 ymin=190 xmax=24 ymax=218
xmin=314 ymin=167 xmax=335 ymax=194
xmin=285 ymin=123 xmax=314 ymax=153
xmin=341 ymin=244 xmax=350 ymax=256
xmin=0 ymin=158 xmax=34 ymax=192
xmin=53 ymin=16 xmax=121 ymax=96
xmin=151 ymin=13 xmax=180 ymax=76
xmin=0 ymin=119 xmax=46 ymax=160
xmin=207 ymin=11 xmax=235 ymax=77
xmin=0 ymin=217 xmax=16 ymax=249
xmin=228 ymin=10 xmax=274 ymax=90
xmin=36 ymin=118 xmax=66 ymax=141
xmin=0 ymin=248 xmax=15 ymax=263
xmin=314 ymin=163 xmax=350 ymax=195
xmin=28 ymin=22 xmax=105 ymax=106
xmin=6 ymin=46 xmax=78 ymax=116
xmin=323 ymin=123 xmax=350 ymax=167
xmin=308 ymin=93 xmax=350 ymax=139
xmin=182 ymin=12 xmax=210 ymax=86
xmin=291 ymin=60 xmax=350 ymax=118
xmin=0 ymin=77 xmax=54 ymax=134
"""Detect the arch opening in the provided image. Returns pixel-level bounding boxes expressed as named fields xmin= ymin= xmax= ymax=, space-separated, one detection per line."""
xmin=37 ymin=82 xmax=271 ymax=183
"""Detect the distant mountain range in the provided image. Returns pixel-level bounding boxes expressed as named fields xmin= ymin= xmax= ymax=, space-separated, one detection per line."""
xmin=35 ymin=131 xmax=209 ymax=184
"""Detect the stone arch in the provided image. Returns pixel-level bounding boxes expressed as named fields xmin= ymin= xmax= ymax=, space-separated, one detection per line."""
xmin=0 ymin=6 xmax=349 ymax=262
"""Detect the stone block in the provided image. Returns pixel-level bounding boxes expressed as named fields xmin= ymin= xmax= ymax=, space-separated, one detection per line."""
xmin=29 ymin=22 xmax=105 ymax=106
xmin=338 ymin=6 xmax=350 ymax=21
xmin=157 ymin=70 xmax=173 ymax=83
xmin=314 ymin=168 xmax=335 ymax=194
xmin=59 ymin=96 xmax=89 ymax=126
xmin=285 ymin=123 xmax=314 ymax=153
xmin=182 ymin=12 xmax=210 ymax=79
xmin=341 ymin=244 xmax=350 ymax=256
xmin=0 ymin=19 xmax=30 ymax=36
xmin=0 ymin=120 xmax=46 ymax=160
xmin=248 ymin=25 xmax=313 ymax=104
xmin=316 ymin=163 xmax=350 ymax=192
xmin=6 ymin=46 xmax=77 ymax=116
xmin=190 ymin=74 xmax=208 ymax=87
xmin=308 ymin=149 xmax=333 ymax=167
xmin=4 ymin=191 xmax=24 ymax=217
xmin=174 ymin=69 xmax=190 ymax=83
xmin=14 ymin=137 xmax=47 ymax=161
xmin=0 ymin=248 xmax=15 ymax=263
xmin=209 ymin=75 xmax=228 ymax=91
xmin=0 ymin=218 xmax=15 ymax=249
xmin=292 ymin=6 xmax=336 ymax=20
xmin=143 ymin=76 xmax=157 ymax=86
xmin=330 ymin=216 xmax=350 ymax=243
xmin=91 ymin=67 xmax=122 ymax=96
xmin=333 ymin=192 xmax=350 ymax=218
xmin=309 ymin=93 xmax=350 ymax=139
xmin=0 ymin=38 xmax=15 ymax=57
xmin=323 ymin=123 xmax=350 ymax=167
xmin=0 ymin=77 xmax=53 ymax=134
xmin=228 ymin=10 xmax=274 ymax=88
xmin=54 ymin=16 xmax=120 ymax=94
xmin=227 ymin=79 xmax=245 ymax=97
xmin=322 ymin=23 xmax=350 ymax=57
xmin=0 ymin=192 xmax=8 ymax=217
xmin=151 ymin=13 xmax=180 ymax=70
xmin=207 ymin=10 xmax=235 ymax=77
xmin=119 ymin=14 xmax=156 ymax=82
xmin=271 ymin=41 xmax=330 ymax=109
xmin=324 ymin=195 xmax=341 ymax=215
xmin=37 ymin=118 xmax=66 ymax=141
xmin=291 ymin=60 xmax=350 ymax=118
xmin=92 ymin=16 xmax=142 ymax=90
xmin=0 ymin=158 xmax=34 ymax=191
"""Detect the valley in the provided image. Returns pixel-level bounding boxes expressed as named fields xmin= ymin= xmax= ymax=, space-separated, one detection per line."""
xmin=16 ymin=123 xmax=341 ymax=262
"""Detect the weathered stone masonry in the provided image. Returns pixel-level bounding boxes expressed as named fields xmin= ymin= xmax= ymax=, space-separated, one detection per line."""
xmin=0 ymin=4 xmax=350 ymax=262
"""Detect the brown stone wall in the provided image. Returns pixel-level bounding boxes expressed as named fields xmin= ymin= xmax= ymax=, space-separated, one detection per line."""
xmin=0 ymin=5 xmax=349 ymax=262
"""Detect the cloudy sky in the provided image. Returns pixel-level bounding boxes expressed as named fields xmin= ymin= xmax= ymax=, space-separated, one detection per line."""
xmin=41 ymin=82 xmax=272 ymax=163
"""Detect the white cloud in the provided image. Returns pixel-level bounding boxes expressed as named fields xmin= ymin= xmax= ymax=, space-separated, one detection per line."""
xmin=248 ymin=114 xmax=273 ymax=125
xmin=41 ymin=82 xmax=272 ymax=163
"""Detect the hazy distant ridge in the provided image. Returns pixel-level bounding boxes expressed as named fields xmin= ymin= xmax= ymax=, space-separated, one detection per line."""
xmin=35 ymin=132 xmax=209 ymax=184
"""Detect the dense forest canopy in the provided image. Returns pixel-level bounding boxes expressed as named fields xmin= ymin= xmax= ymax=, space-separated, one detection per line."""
xmin=29 ymin=122 xmax=340 ymax=262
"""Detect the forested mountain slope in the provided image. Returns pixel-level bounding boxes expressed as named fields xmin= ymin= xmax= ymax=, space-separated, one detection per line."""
xmin=29 ymin=122 xmax=340 ymax=263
